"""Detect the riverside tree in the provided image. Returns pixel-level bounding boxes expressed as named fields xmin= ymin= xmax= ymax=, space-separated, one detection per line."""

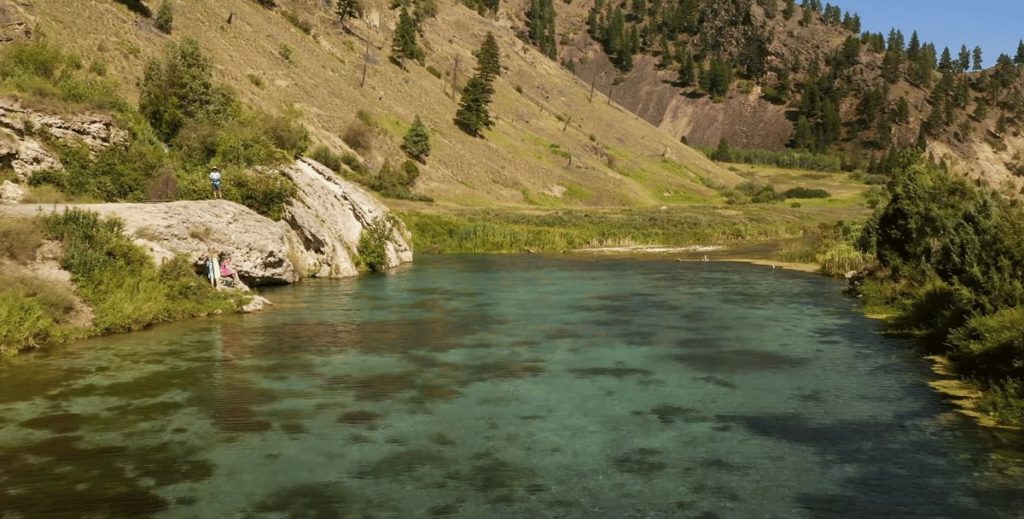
xmin=454 ymin=75 xmax=494 ymax=136
xmin=401 ymin=116 xmax=431 ymax=161
xmin=390 ymin=7 xmax=424 ymax=67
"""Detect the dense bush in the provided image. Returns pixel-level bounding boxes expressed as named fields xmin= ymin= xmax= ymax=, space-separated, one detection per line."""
xmin=858 ymin=158 xmax=1024 ymax=425
xmin=698 ymin=144 xmax=843 ymax=172
xmin=32 ymin=138 xmax=166 ymax=202
xmin=782 ymin=187 xmax=831 ymax=199
xmin=44 ymin=209 xmax=237 ymax=333
xmin=357 ymin=220 xmax=391 ymax=272
xmin=155 ymin=1 xmax=174 ymax=33
xmin=139 ymin=38 xmax=239 ymax=142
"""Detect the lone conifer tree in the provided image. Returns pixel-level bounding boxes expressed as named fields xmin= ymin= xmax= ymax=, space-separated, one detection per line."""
xmin=336 ymin=0 xmax=361 ymax=31
xmin=401 ymin=116 xmax=431 ymax=161
xmin=1016 ymin=40 xmax=1024 ymax=66
xmin=390 ymin=7 xmax=424 ymax=67
xmin=454 ymin=75 xmax=494 ymax=136
xmin=475 ymin=32 xmax=501 ymax=82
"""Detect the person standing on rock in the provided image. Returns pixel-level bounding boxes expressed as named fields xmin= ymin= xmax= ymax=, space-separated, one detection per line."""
xmin=209 ymin=167 xmax=223 ymax=199
xmin=207 ymin=252 xmax=221 ymax=289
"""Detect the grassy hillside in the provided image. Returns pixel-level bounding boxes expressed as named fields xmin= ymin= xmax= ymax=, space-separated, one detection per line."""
xmin=8 ymin=0 xmax=744 ymax=207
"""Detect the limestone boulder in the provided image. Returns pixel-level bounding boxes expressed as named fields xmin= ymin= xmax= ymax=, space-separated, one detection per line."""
xmin=281 ymin=158 xmax=414 ymax=277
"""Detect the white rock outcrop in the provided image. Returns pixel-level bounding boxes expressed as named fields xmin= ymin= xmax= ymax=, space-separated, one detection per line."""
xmin=0 ymin=97 xmax=128 ymax=181
xmin=0 ymin=158 xmax=414 ymax=285
xmin=0 ymin=179 xmax=25 ymax=204
xmin=282 ymin=158 xmax=414 ymax=277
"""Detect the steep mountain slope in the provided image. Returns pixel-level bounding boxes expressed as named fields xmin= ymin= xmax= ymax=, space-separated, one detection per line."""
xmin=4 ymin=0 xmax=741 ymax=207
xmin=503 ymin=0 xmax=1024 ymax=191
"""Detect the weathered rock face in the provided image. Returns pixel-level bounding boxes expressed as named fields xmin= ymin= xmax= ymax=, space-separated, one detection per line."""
xmin=0 ymin=179 xmax=25 ymax=204
xmin=281 ymin=158 xmax=414 ymax=277
xmin=0 ymin=97 xmax=129 ymax=181
xmin=0 ymin=158 xmax=414 ymax=285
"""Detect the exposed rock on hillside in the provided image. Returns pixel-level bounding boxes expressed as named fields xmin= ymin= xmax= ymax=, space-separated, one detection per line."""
xmin=0 ymin=97 xmax=128 ymax=181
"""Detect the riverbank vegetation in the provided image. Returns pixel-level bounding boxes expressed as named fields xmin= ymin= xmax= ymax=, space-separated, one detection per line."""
xmin=400 ymin=205 xmax=863 ymax=254
xmin=0 ymin=210 xmax=242 ymax=356
xmin=855 ymin=159 xmax=1024 ymax=425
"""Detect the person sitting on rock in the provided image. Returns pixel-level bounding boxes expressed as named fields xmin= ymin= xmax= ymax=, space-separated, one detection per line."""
xmin=209 ymin=167 xmax=223 ymax=199
xmin=219 ymin=254 xmax=242 ymax=288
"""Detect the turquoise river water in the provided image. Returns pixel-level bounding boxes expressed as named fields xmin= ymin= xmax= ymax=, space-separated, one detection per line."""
xmin=1 ymin=255 xmax=1023 ymax=518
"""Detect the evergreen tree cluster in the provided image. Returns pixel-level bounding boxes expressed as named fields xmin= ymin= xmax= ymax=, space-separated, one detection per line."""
xmin=526 ymin=0 xmax=558 ymax=59
xmin=390 ymin=7 xmax=425 ymax=67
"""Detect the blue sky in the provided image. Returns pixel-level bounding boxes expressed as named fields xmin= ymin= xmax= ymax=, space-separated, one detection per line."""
xmin=840 ymin=0 xmax=1024 ymax=67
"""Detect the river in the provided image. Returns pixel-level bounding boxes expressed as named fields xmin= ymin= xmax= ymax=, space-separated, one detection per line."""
xmin=1 ymin=256 xmax=1022 ymax=518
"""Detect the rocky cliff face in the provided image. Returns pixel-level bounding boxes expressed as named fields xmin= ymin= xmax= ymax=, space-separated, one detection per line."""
xmin=0 ymin=158 xmax=415 ymax=285
xmin=282 ymin=158 xmax=414 ymax=278
xmin=0 ymin=97 xmax=128 ymax=184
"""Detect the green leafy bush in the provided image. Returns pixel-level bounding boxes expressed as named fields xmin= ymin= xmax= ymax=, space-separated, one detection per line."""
xmin=155 ymin=1 xmax=174 ymax=33
xmin=357 ymin=220 xmax=391 ymax=272
xmin=782 ymin=187 xmax=831 ymax=199
xmin=43 ymin=209 xmax=237 ymax=334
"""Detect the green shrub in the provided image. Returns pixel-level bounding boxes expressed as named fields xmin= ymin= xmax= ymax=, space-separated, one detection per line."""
xmin=43 ymin=209 xmax=237 ymax=334
xmin=139 ymin=38 xmax=239 ymax=141
xmin=783 ymin=187 xmax=831 ymax=199
xmin=949 ymin=308 xmax=1024 ymax=381
xmin=0 ymin=218 xmax=43 ymax=264
xmin=224 ymin=170 xmax=296 ymax=220
xmin=977 ymin=379 xmax=1024 ymax=425
xmin=309 ymin=145 xmax=344 ymax=173
xmin=696 ymin=145 xmax=843 ymax=172
xmin=281 ymin=10 xmax=313 ymax=34
xmin=817 ymin=243 xmax=867 ymax=278
xmin=155 ymin=1 xmax=174 ymax=33
xmin=357 ymin=219 xmax=391 ymax=272
xmin=0 ymin=289 xmax=64 ymax=355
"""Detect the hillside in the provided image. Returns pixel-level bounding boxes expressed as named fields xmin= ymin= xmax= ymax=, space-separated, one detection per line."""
xmin=0 ymin=0 xmax=744 ymax=208
xmin=501 ymin=0 xmax=1024 ymax=191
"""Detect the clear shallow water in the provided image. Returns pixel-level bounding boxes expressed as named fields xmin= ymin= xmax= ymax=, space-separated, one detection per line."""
xmin=1 ymin=255 xmax=1022 ymax=518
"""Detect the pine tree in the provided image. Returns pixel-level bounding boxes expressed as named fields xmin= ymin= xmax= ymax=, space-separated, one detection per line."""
xmin=401 ymin=116 xmax=431 ymax=161
xmin=938 ymin=47 xmax=953 ymax=73
xmin=527 ymin=0 xmax=558 ymax=59
xmin=958 ymin=45 xmax=971 ymax=72
xmin=677 ymin=47 xmax=696 ymax=87
xmin=454 ymin=75 xmax=494 ymax=136
xmin=782 ymin=0 xmax=795 ymax=20
xmin=390 ymin=7 xmax=424 ymax=67
xmin=972 ymin=46 xmax=983 ymax=71
xmin=155 ymin=0 xmax=174 ymax=34
xmin=1016 ymin=40 xmax=1024 ymax=66
xmin=475 ymin=32 xmax=501 ymax=81
xmin=793 ymin=115 xmax=813 ymax=149
xmin=336 ymin=0 xmax=362 ymax=31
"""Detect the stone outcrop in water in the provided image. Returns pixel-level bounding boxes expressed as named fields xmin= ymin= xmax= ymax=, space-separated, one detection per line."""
xmin=0 ymin=158 xmax=413 ymax=285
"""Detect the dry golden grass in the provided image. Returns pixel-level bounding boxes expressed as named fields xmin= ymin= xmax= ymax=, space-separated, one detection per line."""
xmin=16 ymin=0 xmax=739 ymax=208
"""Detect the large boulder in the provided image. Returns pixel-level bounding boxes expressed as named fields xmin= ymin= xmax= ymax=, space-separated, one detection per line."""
xmin=0 ymin=201 xmax=302 ymax=285
xmin=281 ymin=158 xmax=414 ymax=277
xmin=0 ymin=158 xmax=415 ymax=285
xmin=0 ymin=179 xmax=25 ymax=204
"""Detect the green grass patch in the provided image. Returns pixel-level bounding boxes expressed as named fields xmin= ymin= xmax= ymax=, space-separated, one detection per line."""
xmin=401 ymin=206 xmax=829 ymax=254
xmin=44 ymin=209 xmax=241 ymax=334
